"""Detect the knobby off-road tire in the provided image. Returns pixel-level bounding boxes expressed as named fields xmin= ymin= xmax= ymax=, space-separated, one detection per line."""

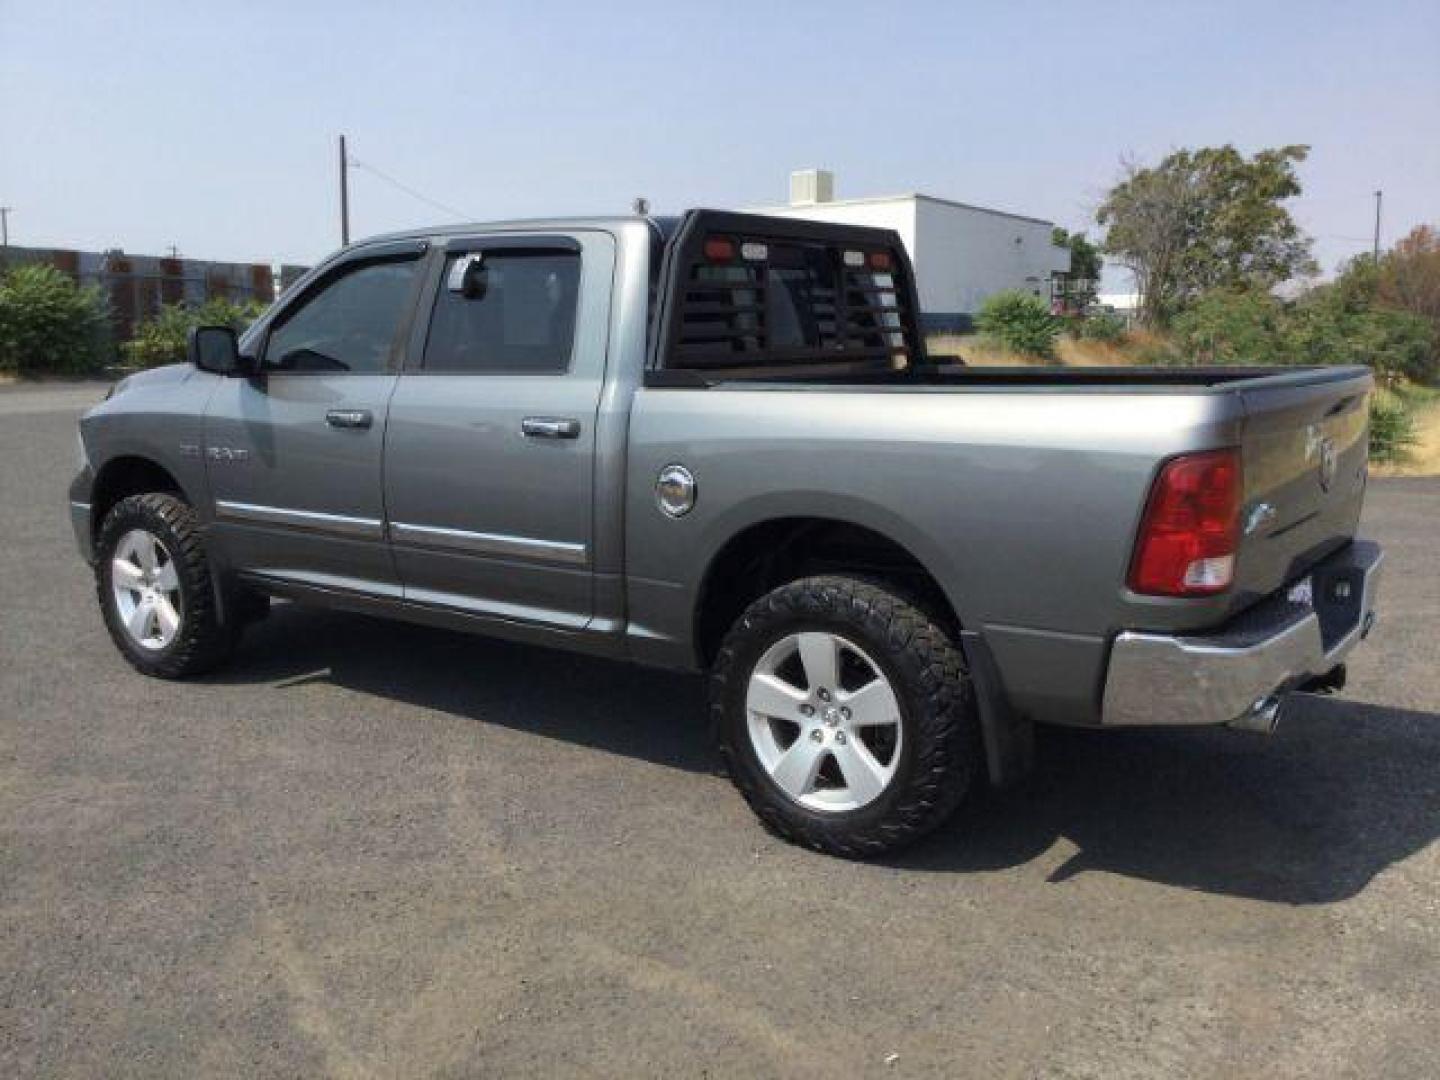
xmin=711 ymin=575 xmax=980 ymax=858
xmin=95 ymin=492 xmax=239 ymax=678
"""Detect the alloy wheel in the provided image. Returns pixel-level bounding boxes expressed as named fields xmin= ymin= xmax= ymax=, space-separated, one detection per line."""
xmin=745 ymin=631 xmax=904 ymax=812
xmin=111 ymin=528 xmax=183 ymax=651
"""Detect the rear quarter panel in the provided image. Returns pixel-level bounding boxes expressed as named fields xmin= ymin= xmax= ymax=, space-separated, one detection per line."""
xmin=624 ymin=383 xmax=1244 ymax=724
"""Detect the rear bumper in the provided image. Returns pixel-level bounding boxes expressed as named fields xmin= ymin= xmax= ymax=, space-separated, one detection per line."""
xmin=1101 ymin=539 xmax=1383 ymax=728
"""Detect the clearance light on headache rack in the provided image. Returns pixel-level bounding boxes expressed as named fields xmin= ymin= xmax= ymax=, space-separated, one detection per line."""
xmin=703 ymin=237 xmax=736 ymax=262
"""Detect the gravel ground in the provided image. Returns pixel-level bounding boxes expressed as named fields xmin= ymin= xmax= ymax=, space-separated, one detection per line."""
xmin=2 ymin=384 xmax=1437 ymax=1078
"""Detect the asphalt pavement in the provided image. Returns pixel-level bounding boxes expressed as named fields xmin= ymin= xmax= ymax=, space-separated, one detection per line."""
xmin=2 ymin=383 xmax=1437 ymax=1078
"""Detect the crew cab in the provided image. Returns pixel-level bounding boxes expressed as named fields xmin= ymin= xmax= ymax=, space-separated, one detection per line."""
xmin=71 ymin=210 xmax=1383 ymax=857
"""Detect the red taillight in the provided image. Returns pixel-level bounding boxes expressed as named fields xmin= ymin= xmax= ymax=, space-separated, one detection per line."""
xmin=703 ymin=237 xmax=735 ymax=262
xmin=1128 ymin=448 xmax=1241 ymax=596
xmin=867 ymin=250 xmax=893 ymax=271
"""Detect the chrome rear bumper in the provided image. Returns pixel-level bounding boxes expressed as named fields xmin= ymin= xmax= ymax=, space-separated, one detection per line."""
xmin=1101 ymin=539 xmax=1383 ymax=728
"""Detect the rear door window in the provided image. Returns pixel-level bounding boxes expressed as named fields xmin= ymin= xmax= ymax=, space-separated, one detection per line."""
xmin=422 ymin=250 xmax=580 ymax=374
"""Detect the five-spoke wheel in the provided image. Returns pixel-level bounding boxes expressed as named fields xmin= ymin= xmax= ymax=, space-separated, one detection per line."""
xmin=746 ymin=631 xmax=903 ymax=812
xmin=95 ymin=492 xmax=238 ymax=678
xmin=110 ymin=528 xmax=184 ymax=650
xmin=713 ymin=575 xmax=979 ymax=858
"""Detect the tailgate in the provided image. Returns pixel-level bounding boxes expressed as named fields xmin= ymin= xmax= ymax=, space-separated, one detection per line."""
xmin=1231 ymin=367 xmax=1373 ymax=608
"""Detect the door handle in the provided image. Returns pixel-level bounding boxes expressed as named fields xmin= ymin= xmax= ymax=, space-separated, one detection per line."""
xmin=521 ymin=417 xmax=581 ymax=439
xmin=326 ymin=409 xmax=373 ymax=430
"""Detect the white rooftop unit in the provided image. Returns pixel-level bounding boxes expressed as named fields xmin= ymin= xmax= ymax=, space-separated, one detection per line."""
xmin=788 ymin=168 xmax=835 ymax=207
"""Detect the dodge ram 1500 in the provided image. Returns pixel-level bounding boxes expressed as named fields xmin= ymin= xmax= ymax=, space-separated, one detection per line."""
xmin=71 ymin=210 xmax=1383 ymax=856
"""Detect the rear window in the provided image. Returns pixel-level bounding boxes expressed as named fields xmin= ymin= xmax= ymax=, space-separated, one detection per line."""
xmin=663 ymin=229 xmax=917 ymax=378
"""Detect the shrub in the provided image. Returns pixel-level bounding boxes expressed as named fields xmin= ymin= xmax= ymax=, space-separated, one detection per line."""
xmin=124 ymin=296 xmax=267 ymax=369
xmin=1369 ymin=390 xmax=1417 ymax=464
xmin=0 ymin=263 xmax=111 ymax=376
xmin=1077 ymin=309 xmax=1128 ymax=343
xmin=1171 ymin=289 xmax=1290 ymax=365
xmin=975 ymin=290 xmax=1060 ymax=358
xmin=1166 ymin=283 xmax=1438 ymax=383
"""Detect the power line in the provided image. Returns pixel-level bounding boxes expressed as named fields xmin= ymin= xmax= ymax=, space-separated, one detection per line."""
xmin=346 ymin=155 xmax=471 ymax=222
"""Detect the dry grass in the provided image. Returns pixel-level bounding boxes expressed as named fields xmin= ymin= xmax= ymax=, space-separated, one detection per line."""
xmin=926 ymin=334 xmax=1051 ymax=366
xmin=926 ymin=331 xmax=1159 ymax=368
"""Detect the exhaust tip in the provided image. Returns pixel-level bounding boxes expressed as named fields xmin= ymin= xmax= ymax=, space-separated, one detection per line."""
xmin=1229 ymin=695 xmax=1283 ymax=735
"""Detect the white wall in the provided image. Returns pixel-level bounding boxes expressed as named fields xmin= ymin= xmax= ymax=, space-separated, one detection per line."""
xmin=912 ymin=197 xmax=1069 ymax=315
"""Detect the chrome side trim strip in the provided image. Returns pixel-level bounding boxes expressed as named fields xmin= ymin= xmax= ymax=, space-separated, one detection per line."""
xmin=389 ymin=521 xmax=588 ymax=567
xmin=214 ymin=500 xmax=384 ymax=540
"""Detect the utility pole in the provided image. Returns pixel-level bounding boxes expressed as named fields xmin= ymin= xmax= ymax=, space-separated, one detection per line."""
xmin=0 ymin=206 xmax=11 ymax=249
xmin=1373 ymin=190 xmax=1383 ymax=261
xmin=339 ymin=135 xmax=351 ymax=247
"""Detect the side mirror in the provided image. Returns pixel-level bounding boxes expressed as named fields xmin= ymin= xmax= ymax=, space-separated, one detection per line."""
xmin=188 ymin=325 xmax=251 ymax=376
xmin=447 ymin=253 xmax=489 ymax=300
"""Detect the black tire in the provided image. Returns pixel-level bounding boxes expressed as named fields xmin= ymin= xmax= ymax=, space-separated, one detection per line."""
xmin=711 ymin=575 xmax=979 ymax=858
xmin=95 ymin=492 xmax=239 ymax=678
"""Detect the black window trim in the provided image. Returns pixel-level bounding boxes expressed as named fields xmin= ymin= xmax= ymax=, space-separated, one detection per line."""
xmin=405 ymin=233 xmax=584 ymax=377
xmin=256 ymin=238 xmax=430 ymax=377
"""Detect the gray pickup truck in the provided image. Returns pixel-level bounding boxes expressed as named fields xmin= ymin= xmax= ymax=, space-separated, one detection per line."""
xmin=70 ymin=210 xmax=1383 ymax=857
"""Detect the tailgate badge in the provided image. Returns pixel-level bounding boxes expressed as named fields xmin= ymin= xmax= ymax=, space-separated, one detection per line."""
xmin=1318 ymin=437 xmax=1337 ymax=492
xmin=1244 ymin=501 xmax=1277 ymax=536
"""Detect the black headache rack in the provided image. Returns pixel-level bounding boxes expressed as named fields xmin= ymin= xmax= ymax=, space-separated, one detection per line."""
xmin=647 ymin=210 xmax=930 ymax=386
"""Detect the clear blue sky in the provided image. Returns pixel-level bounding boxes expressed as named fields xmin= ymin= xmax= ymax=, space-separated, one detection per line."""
xmin=2 ymin=0 xmax=1436 ymax=287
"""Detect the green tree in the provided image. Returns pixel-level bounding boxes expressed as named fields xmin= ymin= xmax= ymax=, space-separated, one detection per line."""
xmin=1097 ymin=145 xmax=1316 ymax=326
xmin=976 ymin=289 xmax=1061 ymax=358
xmin=1051 ymin=227 xmax=1102 ymax=311
xmin=124 ymin=296 xmax=267 ymax=369
xmin=1376 ymin=224 xmax=1440 ymax=359
xmin=1295 ymin=256 xmax=1437 ymax=383
xmin=0 ymin=263 xmax=112 ymax=376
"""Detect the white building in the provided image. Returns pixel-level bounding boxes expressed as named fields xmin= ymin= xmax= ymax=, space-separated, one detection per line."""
xmin=749 ymin=170 xmax=1071 ymax=331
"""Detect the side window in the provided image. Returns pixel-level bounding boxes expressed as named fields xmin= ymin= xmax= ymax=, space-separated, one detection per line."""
xmin=423 ymin=250 xmax=580 ymax=374
xmin=265 ymin=257 xmax=420 ymax=374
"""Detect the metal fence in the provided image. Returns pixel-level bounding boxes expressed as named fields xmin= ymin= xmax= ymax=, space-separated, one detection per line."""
xmin=1 ymin=245 xmax=299 ymax=342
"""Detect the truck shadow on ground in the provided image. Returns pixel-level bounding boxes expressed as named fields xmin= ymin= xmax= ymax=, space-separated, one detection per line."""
xmin=215 ymin=604 xmax=1440 ymax=906
xmin=898 ymin=696 xmax=1440 ymax=904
